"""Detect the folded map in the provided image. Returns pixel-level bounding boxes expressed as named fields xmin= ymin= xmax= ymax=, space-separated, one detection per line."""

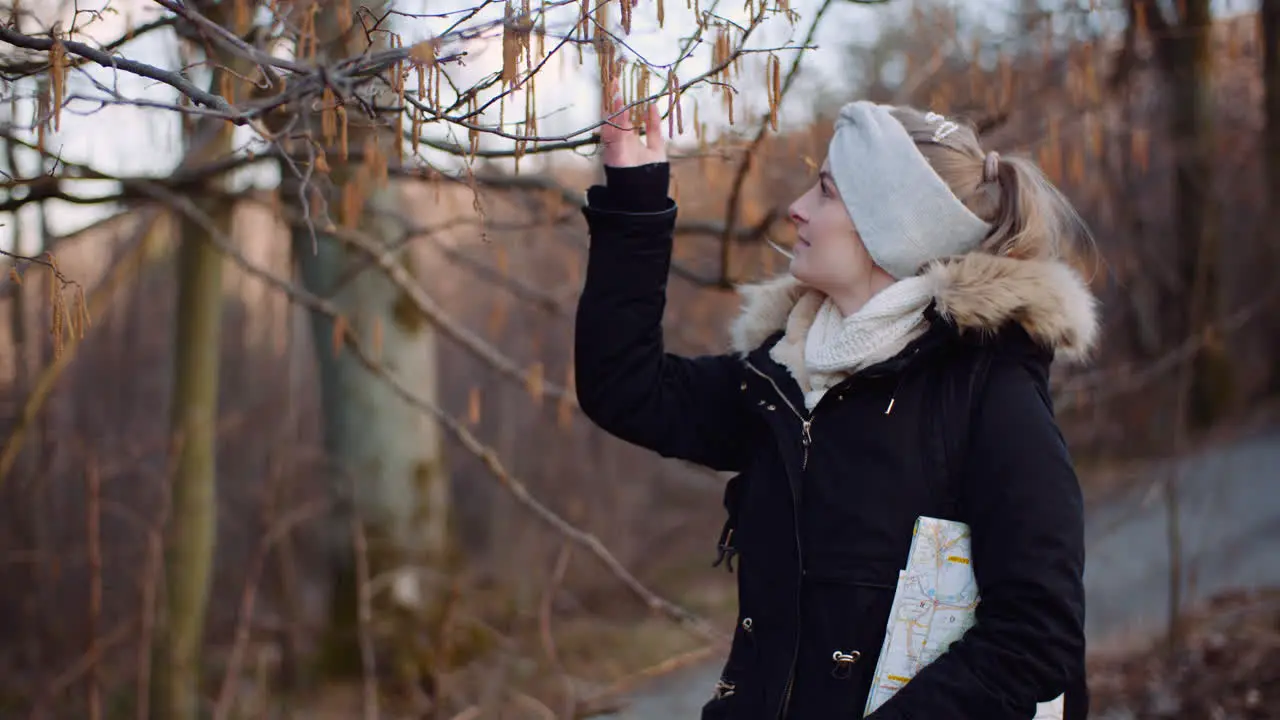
xmin=863 ymin=516 xmax=1064 ymax=719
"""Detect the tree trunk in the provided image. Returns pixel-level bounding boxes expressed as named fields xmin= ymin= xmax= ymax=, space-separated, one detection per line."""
xmin=150 ymin=90 xmax=233 ymax=720
xmin=152 ymin=183 xmax=229 ymax=720
xmin=1151 ymin=0 xmax=1219 ymax=651
xmin=1262 ymin=0 xmax=1280 ymax=393
xmin=153 ymin=201 xmax=227 ymax=720
xmin=3 ymin=93 xmax=34 ymax=670
xmin=1163 ymin=0 xmax=1229 ymax=429
xmin=294 ymin=189 xmax=448 ymax=663
xmin=285 ymin=3 xmax=449 ymax=694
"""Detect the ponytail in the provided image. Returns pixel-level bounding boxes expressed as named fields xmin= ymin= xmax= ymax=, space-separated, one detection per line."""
xmin=982 ymin=153 xmax=1094 ymax=265
xmin=886 ymin=105 xmax=1095 ymax=269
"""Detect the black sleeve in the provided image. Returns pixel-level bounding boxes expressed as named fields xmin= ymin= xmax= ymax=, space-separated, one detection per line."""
xmin=574 ymin=162 xmax=758 ymax=472
xmin=868 ymin=355 xmax=1087 ymax=719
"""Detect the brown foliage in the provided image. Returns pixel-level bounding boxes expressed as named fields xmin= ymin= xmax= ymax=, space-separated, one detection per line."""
xmin=1090 ymin=588 xmax=1280 ymax=719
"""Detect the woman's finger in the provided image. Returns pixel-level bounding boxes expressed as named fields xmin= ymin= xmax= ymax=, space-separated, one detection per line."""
xmin=601 ymin=78 xmax=620 ymax=122
xmin=643 ymin=101 xmax=664 ymax=153
xmin=613 ymin=92 xmax=632 ymax=132
xmin=601 ymin=89 xmax=628 ymax=150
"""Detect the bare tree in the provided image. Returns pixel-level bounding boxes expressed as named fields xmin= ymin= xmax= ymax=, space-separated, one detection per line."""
xmin=0 ymin=0 xmax=817 ymax=713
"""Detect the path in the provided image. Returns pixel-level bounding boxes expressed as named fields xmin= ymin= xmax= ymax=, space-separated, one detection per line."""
xmin=601 ymin=429 xmax=1280 ymax=718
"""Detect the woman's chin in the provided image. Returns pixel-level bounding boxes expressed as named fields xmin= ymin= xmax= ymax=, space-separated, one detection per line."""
xmin=788 ymin=254 xmax=812 ymax=283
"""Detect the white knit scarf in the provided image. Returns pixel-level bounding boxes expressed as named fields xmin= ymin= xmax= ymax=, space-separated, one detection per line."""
xmin=800 ymin=276 xmax=935 ymax=410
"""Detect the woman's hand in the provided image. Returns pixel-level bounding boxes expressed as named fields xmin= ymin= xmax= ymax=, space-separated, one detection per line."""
xmin=600 ymin=81 xmax=666 ymax=168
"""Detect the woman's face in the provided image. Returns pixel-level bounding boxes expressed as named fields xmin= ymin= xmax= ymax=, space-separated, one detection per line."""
xmin=786 ymin=158 xmax=879 ymax=296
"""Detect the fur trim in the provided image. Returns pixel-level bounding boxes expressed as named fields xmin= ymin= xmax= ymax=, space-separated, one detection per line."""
xmin=728 ymin=253 xmax=1100 ymax=363
xmin=728 ymin=274 xmax=806 ymax=356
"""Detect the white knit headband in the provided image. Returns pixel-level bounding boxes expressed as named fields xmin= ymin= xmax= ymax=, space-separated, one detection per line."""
xmin=827 ymin=101 xmax=992 ymax=279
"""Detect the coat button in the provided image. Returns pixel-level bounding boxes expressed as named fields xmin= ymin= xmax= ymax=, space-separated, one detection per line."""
xmin=767 ymin=404 xmax=776 ymax=411
xmin=740 ymin=382 xmax=747 ymax=391
xmin=742 ymin=617 xmax=753 ymax=631
xmin=831 ymin=649 xmax=861 ymax=679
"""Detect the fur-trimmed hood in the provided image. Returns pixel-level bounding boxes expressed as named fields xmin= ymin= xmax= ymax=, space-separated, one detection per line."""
xmin=728 ymin=253 xmax=1100 ymax=364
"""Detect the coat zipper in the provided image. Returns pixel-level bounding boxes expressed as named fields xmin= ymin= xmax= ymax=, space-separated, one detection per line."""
xmin=742 ymin=358 xmax=905 ymax=717
xmin=740 ymin=349 xmax=920 ymax=715
xmin=744 ymin=360 xmax=808 ymax=718
xmin=744 ymin=361 xmax=813 ymax=467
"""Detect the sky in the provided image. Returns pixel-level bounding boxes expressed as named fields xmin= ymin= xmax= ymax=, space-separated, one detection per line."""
xmin=0 ymin=0 xmax=1255 ymax=251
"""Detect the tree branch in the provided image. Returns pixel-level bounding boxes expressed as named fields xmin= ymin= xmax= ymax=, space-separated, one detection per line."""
xmin=0 ymin=247 xmax=82 ymax=291
xmin=719 ymin=0 xmax=836 ymax=281
xmin=0 ymin=26 xmax=237 ymax=118
xmin=0 ymin=16 xmax=177 ymax=79
xmin=0 ymin=212 xmax=158 ymax=488
xmin=142 ymin=184 xmax=726 ymax=644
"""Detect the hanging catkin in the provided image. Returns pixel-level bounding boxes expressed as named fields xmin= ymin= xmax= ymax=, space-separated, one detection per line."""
xmin=667 ymin=70 xmax=680 ymax=137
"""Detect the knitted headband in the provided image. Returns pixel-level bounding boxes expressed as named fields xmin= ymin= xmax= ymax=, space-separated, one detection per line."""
xmin=827 ymin=101 xmax=992 ymax=279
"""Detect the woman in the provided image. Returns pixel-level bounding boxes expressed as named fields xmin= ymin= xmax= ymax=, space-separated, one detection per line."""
xmin=574 ymin=93 xmax=1098 ymax=719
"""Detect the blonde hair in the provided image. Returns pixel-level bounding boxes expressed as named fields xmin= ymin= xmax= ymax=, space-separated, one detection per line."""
xmin=886 ymin=106 xmax=1093 ymax=265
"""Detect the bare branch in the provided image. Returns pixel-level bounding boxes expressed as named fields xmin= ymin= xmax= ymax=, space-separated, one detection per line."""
xmin=1054 ymin=288 xmax=1280 ymax=413
xmin=0 ymin=16 xmax=177 ymax=79
xmin=719 ymin=0 xmax=836 ymax=282
xmin=150 ymin=0 xmax=321 ymax=76
xmin=0 ymin=25 xmax=237 ymax=117
xmin=141 ymin=185 xmax=726 ymax=643
xmin=0 ymin=247 xmax=80 ymax=291
xmin=410 ymin=131 xmax=600 ymax=160
xmin=0 ymin=212 xmax=157 ymax=488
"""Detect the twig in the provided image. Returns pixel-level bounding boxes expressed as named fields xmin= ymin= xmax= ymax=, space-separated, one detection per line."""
xmin=85 ymin=453 xmax=102 ymax=720
xmin=0 ymin=214 xmax=159 ymax=489
xmin=539 ymin=544 xmax=575 ymax=719
xmin=153 ymin=181 xmax=577 ymax=403
xmin=46 ymin=618 xmax=138 ymax=697
xmin=353 ymin=518 xmax=380 ymax=720
xmin=511 ymin=691 xmax=558 ymax=720
xmin=719 ymin=0 xmax=834 ymax=256
xmin=136 ymin=517 xmax=163 ymax=720
xmin=85 ymin=450 xmax=103 ymax=717
xmin=1054 ymin=285 xmax=1280 ymax=412
xmin=0 ymin=26 xmax=236 ymax=117
xmin=0 ymin=129 xmax=774 ymax=249
xmin=149 ymin=186 xmax=726 ymax=643
xmin=0 ymin=17 xmax=177 ymax=79
xmin=0 ymin=248 xmax=81 ymax=291
xmin=575 ymin=644 xmax=722 ymax=717
xmin=150 ymin=0 xmax=310 ymax=76
xmin=212 ymin=499 xmax=330 ymax=720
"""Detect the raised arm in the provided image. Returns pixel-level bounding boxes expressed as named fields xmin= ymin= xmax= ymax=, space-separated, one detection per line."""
xmin=574 ymin=95 xmax=759 ymax=473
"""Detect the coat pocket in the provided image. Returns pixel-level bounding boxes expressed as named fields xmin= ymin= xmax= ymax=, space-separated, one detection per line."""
xmin=798 ymin=567 xmax=898 ymax=716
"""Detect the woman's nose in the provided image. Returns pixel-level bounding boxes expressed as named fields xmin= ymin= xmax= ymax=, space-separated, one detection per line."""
xmin=788 ymin=202 xmax=805 ymax=225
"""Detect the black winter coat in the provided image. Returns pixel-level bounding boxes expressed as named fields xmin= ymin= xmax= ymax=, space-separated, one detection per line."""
xmin=574 ymin=163 xmax=1098 ymax=720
